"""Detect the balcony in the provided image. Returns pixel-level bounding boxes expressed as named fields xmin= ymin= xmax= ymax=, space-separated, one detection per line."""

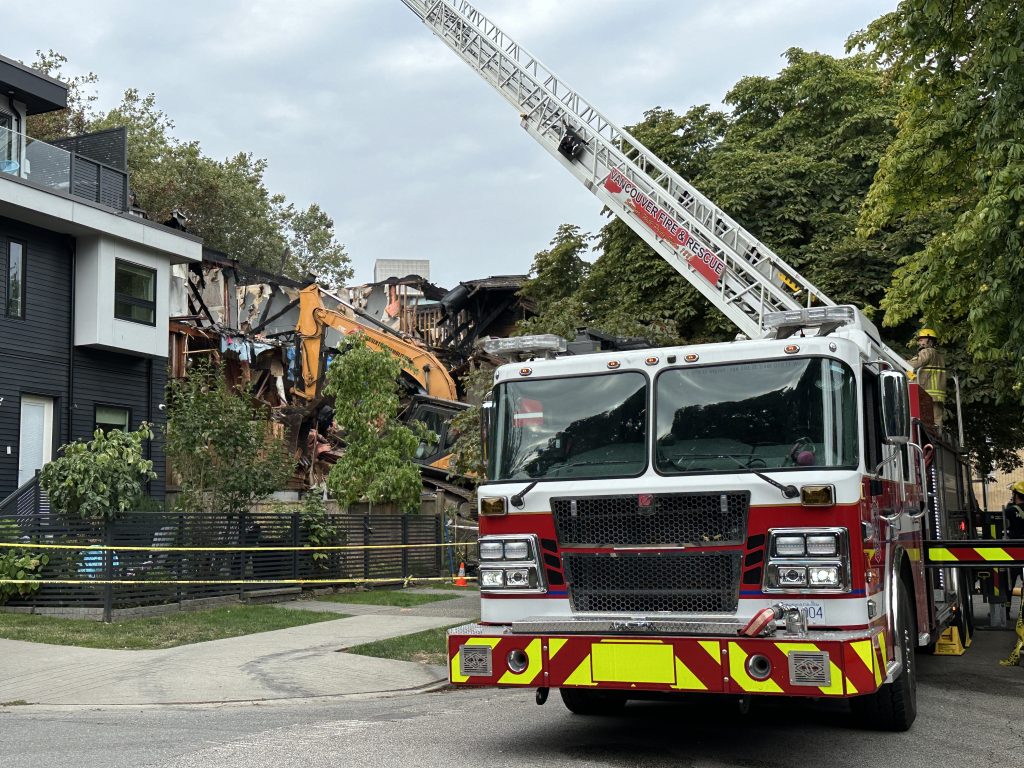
xmin=0 ymin=126 xmax=129 ymax=212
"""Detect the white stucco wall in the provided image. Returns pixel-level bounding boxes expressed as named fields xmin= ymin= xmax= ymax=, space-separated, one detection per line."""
xmin=74 ymin=234 xmax=170 ymax=357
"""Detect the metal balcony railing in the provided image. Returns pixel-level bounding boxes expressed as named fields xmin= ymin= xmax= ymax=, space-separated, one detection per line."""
xmin=0 ymin=126 xmax=128 ymax=211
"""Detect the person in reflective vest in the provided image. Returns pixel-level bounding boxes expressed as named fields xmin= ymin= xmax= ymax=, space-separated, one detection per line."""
xmin=908 ymin=328 xmax=946 ymax=427
xmin=1001 ymin=482 xmax=1024 ymax=666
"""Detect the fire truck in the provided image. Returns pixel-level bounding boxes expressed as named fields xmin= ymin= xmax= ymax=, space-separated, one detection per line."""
xmin=399 ymin=0 xmax=1020 ymax=731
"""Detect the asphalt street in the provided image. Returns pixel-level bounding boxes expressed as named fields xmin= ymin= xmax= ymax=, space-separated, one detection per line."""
xmin=4 ymin=628 xmax=1024 ymax=768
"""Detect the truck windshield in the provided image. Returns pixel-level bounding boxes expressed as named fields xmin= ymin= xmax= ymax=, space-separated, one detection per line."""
xmin=491 ymin=372 xmax=647 ymax=481
xmin=656 ymin=358 xmax=857 ymax=474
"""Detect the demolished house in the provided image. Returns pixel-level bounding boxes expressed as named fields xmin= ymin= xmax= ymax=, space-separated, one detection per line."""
xmin=169 ymin=250 xmax=484 ymax=508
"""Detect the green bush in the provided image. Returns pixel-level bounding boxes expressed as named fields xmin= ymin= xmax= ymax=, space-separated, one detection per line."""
xmin=0 ymin=520 xmax=48 ymax=605
xmin=39 ymin=425 xmax=156 ymax=521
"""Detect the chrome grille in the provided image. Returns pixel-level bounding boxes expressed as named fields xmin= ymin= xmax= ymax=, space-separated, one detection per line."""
xmin=551 ymin=492 xmax=749 ymax=547
xmin=563 ymin=552 xmax=741 ymax=613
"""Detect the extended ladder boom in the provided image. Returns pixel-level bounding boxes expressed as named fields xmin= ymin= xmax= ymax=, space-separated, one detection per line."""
xmin=400 ymin=0 xmax=832 ymax=340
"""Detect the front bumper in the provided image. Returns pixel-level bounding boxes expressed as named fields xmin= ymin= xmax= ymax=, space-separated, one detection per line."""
xmin=448 ymin=623 xmax=890 ymax=698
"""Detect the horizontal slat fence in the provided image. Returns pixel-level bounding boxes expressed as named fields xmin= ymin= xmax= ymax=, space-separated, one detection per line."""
xmin=0 ymin=509 xmax=451 ymax=613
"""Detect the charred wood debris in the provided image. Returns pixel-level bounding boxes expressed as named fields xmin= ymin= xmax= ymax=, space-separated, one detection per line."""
xmin=169 ymin=249 xmax=536 ymax=508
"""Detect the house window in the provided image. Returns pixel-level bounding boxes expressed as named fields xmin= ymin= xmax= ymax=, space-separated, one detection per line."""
xmin=6 ymin=240 xmax=25 ymax=319
xmin=114 ymin=260 xmax=156 ymax=325
xmin=0 ymin=112 xmax=14 ymax=172
xmin=95 ymin=405 xmax=130 ymax=434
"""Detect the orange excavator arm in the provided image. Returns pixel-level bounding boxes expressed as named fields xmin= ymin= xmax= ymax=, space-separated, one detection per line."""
xmin=293 ymin=285 xmax=458 ymax=402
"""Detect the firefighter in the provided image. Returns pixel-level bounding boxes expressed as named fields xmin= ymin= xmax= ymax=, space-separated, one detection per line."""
xmin=1006 ymin=481 xmax=1024 ymax=592
xmin=908 ymin=328 xmax=946 ymax=427
xmin=1000 ymin=481 xmax=1024 ymax=666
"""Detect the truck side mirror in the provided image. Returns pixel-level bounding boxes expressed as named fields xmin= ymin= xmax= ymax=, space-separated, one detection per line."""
xmin=880 ymin=370 xmax=910 ymax=445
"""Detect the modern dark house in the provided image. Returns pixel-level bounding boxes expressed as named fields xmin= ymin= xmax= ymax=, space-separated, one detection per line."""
xmin=0 ymin=54 xmax=201 ymax=504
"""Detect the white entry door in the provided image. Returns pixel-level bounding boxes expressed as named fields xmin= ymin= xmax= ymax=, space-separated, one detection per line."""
xmin=18 ymin=395 xmax=54 ymax=487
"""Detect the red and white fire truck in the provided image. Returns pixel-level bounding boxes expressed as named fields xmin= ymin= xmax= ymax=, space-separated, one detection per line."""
xmin=400 ymin=0 xmax=1013 ymax=731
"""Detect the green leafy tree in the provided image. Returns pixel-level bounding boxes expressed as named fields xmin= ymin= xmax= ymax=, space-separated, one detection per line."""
xmin=851 ymin=1 xmax=1024 ymax=469
xmin=448 ymin=363 xmax=496 ymax=483
xmin=166 ymin=366 xmax=294 ymax=517
xmin=278 ymin=202 xmax=353 ymax=287
xmin=39 ymin=426 xmax=156 ymax=521
xmin=24 ymin=50 xmax=98 ymax=141
xmin=324 ymin=336 xmax=430 ymax=512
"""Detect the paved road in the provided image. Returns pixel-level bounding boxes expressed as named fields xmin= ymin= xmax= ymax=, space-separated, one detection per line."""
xmin=4 ymin=628 xmax=1024 ymax=768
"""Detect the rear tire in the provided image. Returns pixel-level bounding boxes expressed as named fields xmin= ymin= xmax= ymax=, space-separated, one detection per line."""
xmin=851 ymin=581 xmax=918 ymax=731
xmin=559 ymin=688 xmax=628 ymax=715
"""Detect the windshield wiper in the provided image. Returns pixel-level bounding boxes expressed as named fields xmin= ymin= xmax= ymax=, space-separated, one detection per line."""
xmin=712 ymin=454 xmax=799 ymax=499
xmin=565 ymin=460 xmax=634 ymax=467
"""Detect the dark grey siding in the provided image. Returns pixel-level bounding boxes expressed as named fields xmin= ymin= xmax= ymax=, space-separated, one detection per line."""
xmin=0 ymin=217 xmax=72 ymax=498
xmin=0 ymin=214 xmax=167 ymax=501
xmin=72 ymin=348 xmax=167 ymax=498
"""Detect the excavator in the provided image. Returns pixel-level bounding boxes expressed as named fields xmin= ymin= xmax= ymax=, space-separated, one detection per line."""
xmin=293 ymin=283 xmax=458 ymax=402
xmin=291 ymin=283 xmax=472 ymax=498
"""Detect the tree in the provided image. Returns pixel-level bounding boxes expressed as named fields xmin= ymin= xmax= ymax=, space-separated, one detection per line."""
xmin=524 ymin=51 xmax=899 ymax=345
xmin=852 ymin=1 xmax=1024 ymax=469
xmin=24 ymin=50 xmax=98 ymax=142
xmin=447 ymin=363 xmax=496 ymax=483
xmin=165 ymin=366 xmax=294 ymax=517
xmin=39 ymin=426 xmax=156 ymax=521
xmin=278 ymin=202 xmax=352 ymax=288
xmin=324 ymin=336 xmax=431 ymax=512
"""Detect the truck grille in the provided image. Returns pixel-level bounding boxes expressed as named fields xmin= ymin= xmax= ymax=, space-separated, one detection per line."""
xmin=563 ymin=552 xmax=742 ymax=613
xmin=551 ymin=492 xmax=749 ymax=547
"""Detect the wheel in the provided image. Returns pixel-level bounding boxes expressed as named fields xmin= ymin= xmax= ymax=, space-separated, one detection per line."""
xmin=850 ymin=581 xmax=918 ymax=731
xmin=559 ymin=688 xmax=628 ymax=715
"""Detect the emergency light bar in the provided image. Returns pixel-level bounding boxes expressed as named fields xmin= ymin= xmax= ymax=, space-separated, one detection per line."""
xmin=763 ymin=305 xmax=857 ymax=330
xmin=480 ymin=334 xmax=567 ymax=361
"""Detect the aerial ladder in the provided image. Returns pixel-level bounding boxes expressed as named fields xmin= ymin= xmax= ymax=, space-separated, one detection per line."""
xmin=398 ymin=0 xmax=909 ymax=367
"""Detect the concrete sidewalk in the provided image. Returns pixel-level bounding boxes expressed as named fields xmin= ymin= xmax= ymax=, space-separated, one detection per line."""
xmin=0 ymin=590 xmax=478 ymax=706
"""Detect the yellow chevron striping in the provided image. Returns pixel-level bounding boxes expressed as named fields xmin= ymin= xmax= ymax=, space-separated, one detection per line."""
xmin=978 ymin=547 xmax=1012 ymax=562
xmin=928 ymin=548 xmax=957 ymax=562
xmin=670 ymin=657 xmax=708 ymax=691
xmin=728 ymin=644 xmax=783 ymax=693
xmin=450 ymin=637 xmax=502 ymax=684
xmin=699 ymin=640 xmax=722 ymax=664
xmin=548 ymin=638 xmax=567 ymax=659
xmin=776 ymin=642 xmax=844 ymax=696
xmin=499 ymin=639 xmax=543 ymax=685
xmin=563 ymin=656 xmax=597 ymax=687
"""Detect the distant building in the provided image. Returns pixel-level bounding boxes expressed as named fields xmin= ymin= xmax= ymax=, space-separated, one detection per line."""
xmin=373 ymin=258 xmax=430 ymax=283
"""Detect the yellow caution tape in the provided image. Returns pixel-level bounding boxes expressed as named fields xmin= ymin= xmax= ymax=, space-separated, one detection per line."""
xmin=0 ymin=576 xmax=479 ymax=586
xmin=0 ymin=541 xmax=478 ymax=553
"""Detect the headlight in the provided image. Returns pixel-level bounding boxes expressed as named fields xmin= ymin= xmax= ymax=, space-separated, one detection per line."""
xmin=480 ymin=541 xmax=504 ymax=560
xmin=775 ymin=536 xmax=805 ymax=557
xmin=505 ymin=568 xmax=532 ymax=587
xmin=808 ymin=566 xmax=841 ymax=587
xmin=778 ymin=566 xmax=807 ymax=587
xmin=763 ymin=528 xmax=850 ymax=593
xmin=480 ymin=569 xmax=505 ymax=588
xmin=476 ymin=535 xmax=546 ymax=593
xmin=806 ymin=534 xmax=838 ymax=556
xmin=503 ymin=541 xmax=530 ymax=560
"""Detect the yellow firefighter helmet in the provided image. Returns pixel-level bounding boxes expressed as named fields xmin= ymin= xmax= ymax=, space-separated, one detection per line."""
xmin=1011 ymin=480 xmax=1024 ymax=497
xmin=917 ymin=328 xmax=938 ymax=340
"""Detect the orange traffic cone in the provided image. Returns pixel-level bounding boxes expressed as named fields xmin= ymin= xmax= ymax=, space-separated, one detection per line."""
xmin=454 ymin=562 xmax=468 ymax=588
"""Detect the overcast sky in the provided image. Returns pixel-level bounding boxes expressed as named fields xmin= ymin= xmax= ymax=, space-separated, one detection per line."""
xmin=9 ymin=0 xmax=895 ymax=288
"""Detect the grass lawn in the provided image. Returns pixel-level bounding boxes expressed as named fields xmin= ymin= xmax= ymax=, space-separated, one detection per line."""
xmin=0 ymin=605 xmax=347 ymax=650
xmin=319 ymin=589 xmax=460 ymax=608
xmin=346 ymin=623 xmax=462 ymax=667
